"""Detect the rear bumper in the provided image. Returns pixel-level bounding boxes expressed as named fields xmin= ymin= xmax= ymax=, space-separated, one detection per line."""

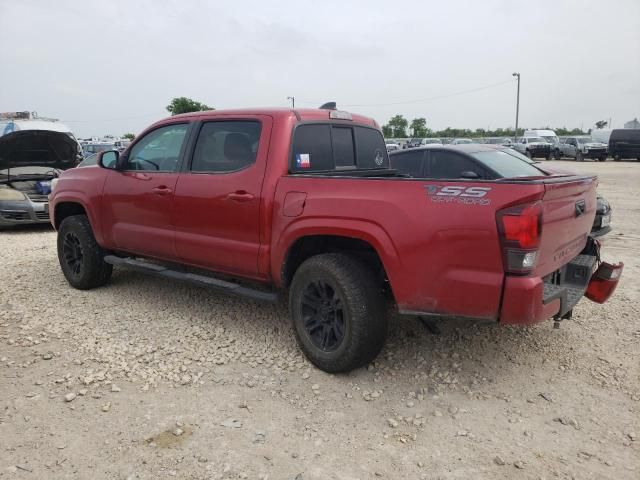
xmin=500 ymin=254 xmax=597 ymax=325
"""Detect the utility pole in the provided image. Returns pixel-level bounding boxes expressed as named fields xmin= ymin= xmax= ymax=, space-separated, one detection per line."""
xmin=512 ymin=72 xmax=520 ymax=140
xmin=287 ymin=96 xmax=295 ymax=108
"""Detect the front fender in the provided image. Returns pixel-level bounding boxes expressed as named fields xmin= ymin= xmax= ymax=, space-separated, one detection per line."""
xmin=51 ymin=190 xmax=104 ymax=246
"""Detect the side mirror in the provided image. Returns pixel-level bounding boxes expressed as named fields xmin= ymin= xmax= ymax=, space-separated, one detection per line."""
xmin=460 ymin=170 xmax=480 ymax=179
xmin=98 ymin=150 xmax=119 ymax=170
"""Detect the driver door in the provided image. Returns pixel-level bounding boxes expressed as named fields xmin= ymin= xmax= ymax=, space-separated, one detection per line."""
xmin=101 ymin=122 xmax=191 ymax=259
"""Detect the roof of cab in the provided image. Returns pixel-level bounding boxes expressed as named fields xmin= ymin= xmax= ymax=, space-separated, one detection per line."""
xmin=163 ymin=108 xmax=378 ymax=127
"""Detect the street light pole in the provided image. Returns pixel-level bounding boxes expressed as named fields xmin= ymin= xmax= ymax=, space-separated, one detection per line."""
xmin=287 ymin=96 xmax=295 ymax=108
xmin=512 ymin=72 xmax=520 ymax=140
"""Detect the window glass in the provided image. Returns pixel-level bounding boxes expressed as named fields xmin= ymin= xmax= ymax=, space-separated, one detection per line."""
xmin=355 ymin=127 xmax=389 ymax=169
xmin=291 ymin=125 xmax=333 ymax=171
xmin=429 ymin=151 xmax=485 ymax=179
xmin=127 ymin=124 xmax=188 ymax=172
xmin=389 ymin=151 xmax=424 ymax=177
xmin=470 ymin=150 xmax=545 ymax=178
xmin=332 ymin=127 xmax=355 ymax=168
xmin=191 ymin=121 xmax=261 ymax=173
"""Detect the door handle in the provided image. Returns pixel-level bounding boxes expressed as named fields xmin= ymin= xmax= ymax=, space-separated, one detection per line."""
xmin=226 ymin=191 xmax=255 ymax=202
xmin=152 ymin=186 xmax=173 ymax=196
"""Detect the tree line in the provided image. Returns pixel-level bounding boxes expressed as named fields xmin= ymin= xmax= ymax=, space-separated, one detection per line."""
xmin=381 ymin=114 xmax=595 ymax=139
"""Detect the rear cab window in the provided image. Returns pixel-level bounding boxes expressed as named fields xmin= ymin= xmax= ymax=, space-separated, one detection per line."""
xmin=290 ymin=123 xmax=389 ymax=173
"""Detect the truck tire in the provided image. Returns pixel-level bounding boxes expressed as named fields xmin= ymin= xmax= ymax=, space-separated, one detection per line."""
xmin=599 ymin=155 xmax=607 ymax=162
xmin=289 ymin=253 xmax=387 ymax=373
xmin=576 ymin=151 xmax=584 ymax=162
xmin=57 ymin=215 xmax=112 ymax=290
xmin=554 ymin=149 xmax=561 ymax=160
xmin=525 ymin=150 xmax=532 ymax=159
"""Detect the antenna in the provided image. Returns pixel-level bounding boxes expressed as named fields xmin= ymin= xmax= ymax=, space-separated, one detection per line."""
xmin=319 ymin=102 xmax=337 ymax=110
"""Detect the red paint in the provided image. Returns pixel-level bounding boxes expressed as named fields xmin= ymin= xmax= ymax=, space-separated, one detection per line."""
xmin=50 ymin=107 xmax=618 ymax=325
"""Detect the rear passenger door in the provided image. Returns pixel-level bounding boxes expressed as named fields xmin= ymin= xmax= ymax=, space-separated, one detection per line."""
xmin=171 ymin=116 xmax=272 ymax=278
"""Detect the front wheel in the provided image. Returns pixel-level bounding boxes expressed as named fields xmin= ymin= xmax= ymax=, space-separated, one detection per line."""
xmin=599 ymin=156 xmax=607 ymax=162
xmin=576 ymin=151 xmax=584 ymax=162
xmin=525 ymin=150 xmax=532 ymax=159
xmin=57 ymin=215 xmax=112 ymax=290
xmin=554 ymin=149 xmax=561 ymax=160
xmin=289 ymin=253 xmax=387 ymax=373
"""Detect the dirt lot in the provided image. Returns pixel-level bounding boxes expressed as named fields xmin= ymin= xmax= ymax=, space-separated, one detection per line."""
xmin=1 ymin=160 xmax=638 ymax=480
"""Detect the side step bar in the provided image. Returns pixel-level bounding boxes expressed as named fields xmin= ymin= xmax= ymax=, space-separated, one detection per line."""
xmin=103 ymin=255 xmax=278 ymax=303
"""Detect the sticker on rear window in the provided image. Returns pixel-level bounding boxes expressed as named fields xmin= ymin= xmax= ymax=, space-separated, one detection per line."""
xmin=296 ymin=153 xmax=311 ymax=169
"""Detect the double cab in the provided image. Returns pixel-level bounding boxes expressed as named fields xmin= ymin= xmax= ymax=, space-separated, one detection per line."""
xmin=49 ymin=107 xmax=622 ymax=372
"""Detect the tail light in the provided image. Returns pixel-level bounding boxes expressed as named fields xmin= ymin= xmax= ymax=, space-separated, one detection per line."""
xmin=496 ymin=202 xmax=542 ymax=274
xmin=585 ymin=262 xmax=623 ymax=303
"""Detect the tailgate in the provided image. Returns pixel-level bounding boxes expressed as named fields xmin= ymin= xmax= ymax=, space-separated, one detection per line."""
xmin=535 ymin=175 xmax=597 ymax=276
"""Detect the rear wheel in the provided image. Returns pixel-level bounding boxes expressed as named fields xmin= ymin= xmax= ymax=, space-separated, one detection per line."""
xmin=525 ymin=150 xmax=532 ymax=159
xmin=576 ymin=151 xmax=584 ymax=162
xmin=599 ymin=155 xmax=607 ymax=162
xmin=57 ymin=215 xmax=112 ymax=290
xmin=554 ymin=149 xmax=561 ymax=160
xmin=289 ymin=253 xmax=387 ymax=373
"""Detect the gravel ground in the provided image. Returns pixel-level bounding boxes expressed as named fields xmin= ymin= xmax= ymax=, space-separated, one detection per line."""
xmin=1 ymin=160 xmax=639 ymax=480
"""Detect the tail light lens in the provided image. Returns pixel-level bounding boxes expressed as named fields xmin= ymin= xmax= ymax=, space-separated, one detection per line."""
xmin=497 ymin=202 xmax=542 ymax=274
xmin=585 ymin=262 xmax=623 ymax=303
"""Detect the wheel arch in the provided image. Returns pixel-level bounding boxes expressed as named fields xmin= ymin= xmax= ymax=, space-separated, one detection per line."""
xmin=276 ymin=221 xmax=401 ymax=300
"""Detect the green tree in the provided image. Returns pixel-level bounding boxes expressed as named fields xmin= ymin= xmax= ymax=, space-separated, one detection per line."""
xmin=122 ymin=133 xmax=135 ymax=140
xmin=386 ymin=115 xmax=409 ymax=138
xmin=594 ymin=120 xmax=608 ymax=129
xmin=166 ymin=97 xmax=212 ymax=115
xmin=382 ymin=125 xmax=393 ymax=137
xmin=410 ymin=117 xmax=429 ymax=137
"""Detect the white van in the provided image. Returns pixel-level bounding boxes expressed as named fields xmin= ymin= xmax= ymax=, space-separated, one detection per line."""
xmin=524 ymin=129 xmax=559 ymax=146
xmin=591 ymin=129 xmax=612 ymax=145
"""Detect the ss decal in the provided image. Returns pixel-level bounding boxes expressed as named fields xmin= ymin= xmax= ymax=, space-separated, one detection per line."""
xmin=424 ymin=185 xmax=492 ymax=205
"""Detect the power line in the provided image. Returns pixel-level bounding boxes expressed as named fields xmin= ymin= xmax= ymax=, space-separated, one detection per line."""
xmin=297 ymin=79 xmax=515 ymax=108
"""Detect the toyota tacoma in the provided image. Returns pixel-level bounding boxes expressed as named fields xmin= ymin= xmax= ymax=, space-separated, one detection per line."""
xmin=49 ymin=107 xmax=622 ymax=372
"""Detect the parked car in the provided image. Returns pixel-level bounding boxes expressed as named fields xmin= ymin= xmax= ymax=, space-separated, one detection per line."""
xmin=419 ymin=138 xmax=443 ymax=146
xmin=555 ymin=136 xmax=608 ymax=162
xmin=404 ymin=138 xmax=423 ymax=149
xmin=114 ymin=139 xmax=132 ymax=152
xmin=450 ymin=138 xmax=475 ymax=145
xmin=50 ymin=107 xmax=622 ymax=372
xmin=524 ymin=129 xmax=559 ymax=148
xmin=609 ymin=129 xmax=640 ymax=161
xmin=385 ymin=141 xmax=400 ymax=153
xmin=513 ymin=136 xmax=552 ymax=159
xmin=0 ymin=130 xmax=79 ymax=228
xmin=391 ymin=144 xmax=614 ymax=238
xmin=82 ymin=142 xmax=116 ymax=158
xmin=485 ymin=137 xmax=513 ymax=146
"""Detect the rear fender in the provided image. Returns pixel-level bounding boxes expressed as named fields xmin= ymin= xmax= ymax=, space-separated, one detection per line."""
xmin=272 ymin=218 xmax=401 ymax=289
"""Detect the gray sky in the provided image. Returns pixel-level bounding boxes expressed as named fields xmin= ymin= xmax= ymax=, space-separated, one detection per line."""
xmin=1 ymin=0 xmax=639 ymax=138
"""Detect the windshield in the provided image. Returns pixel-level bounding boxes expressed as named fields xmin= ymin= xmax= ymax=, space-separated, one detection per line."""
xmin=542 ymin=135 xmax=558 ymax=144
xmin=577 ymin=137 xmax=594 ymax=144
xmin=527 ymin=137 xmax=545 ymax=143
xmin=498 ymin=147 xmax=535 ymax=164
xmin=455 ymin=139 xmax=473 ymax=144
xmin=471 ymin=150 xmax=546 ymax=178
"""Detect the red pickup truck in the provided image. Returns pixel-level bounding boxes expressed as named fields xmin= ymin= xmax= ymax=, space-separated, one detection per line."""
xmin=50 ymin=107 xmax=622 ymax=372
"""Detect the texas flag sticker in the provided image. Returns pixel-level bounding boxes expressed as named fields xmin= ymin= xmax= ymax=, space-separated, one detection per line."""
xmin=296 ymin=153 xmax=311 ymax=168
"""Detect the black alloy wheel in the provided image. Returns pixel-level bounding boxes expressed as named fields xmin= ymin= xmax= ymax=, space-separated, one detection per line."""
xmin=63 ymin=232 xmax=84 ymax=276
xmin=301 ymin=280 xmax=346 ymax=352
